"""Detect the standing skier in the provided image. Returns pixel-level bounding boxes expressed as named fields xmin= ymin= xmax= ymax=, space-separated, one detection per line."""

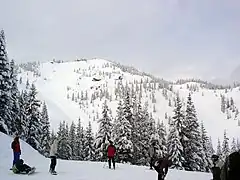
xmin=49 ymin=139 xmax=59 ymax=175
xmin=107 ymin=141 xmax=116 ymax=169
xmin=11 ymin=136 xmax=21 ymax=168
xmin=153 ymin=155 xmax=172 ymax=180
xmin=211 ymin=154 xmax=224 ymax=180
xmin=149 ymin=141 xmax=157 ymax=169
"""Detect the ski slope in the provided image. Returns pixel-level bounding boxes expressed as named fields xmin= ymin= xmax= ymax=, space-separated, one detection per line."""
xmin=0 ymin=132 xmax=211 ymax=180
xmin=18 ymin=58 xmax=240 ymax=148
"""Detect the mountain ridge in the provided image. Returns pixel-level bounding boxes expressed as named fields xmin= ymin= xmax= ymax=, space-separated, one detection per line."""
xmin=17 ymin=58 xmax=240 ymax=149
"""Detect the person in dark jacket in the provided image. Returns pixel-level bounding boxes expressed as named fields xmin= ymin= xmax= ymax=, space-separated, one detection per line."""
xmin=153 ymin=155 xmax=172 ymax=180
xmin=11 ymin=136 xmax=21 ymax=167
xmin=220 ymin=150 xmax=240 ymax=180
xmin=12 ymin=159 xmax=33 ymax=174
xmin=211 ymin=154 xmax=224 ymax=180
xmin=107 ymin=141 xmax=116 ymax=169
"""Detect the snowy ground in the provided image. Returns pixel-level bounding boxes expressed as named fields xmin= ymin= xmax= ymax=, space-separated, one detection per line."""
xmin=0 ymin=133 xmax=211 ymax=180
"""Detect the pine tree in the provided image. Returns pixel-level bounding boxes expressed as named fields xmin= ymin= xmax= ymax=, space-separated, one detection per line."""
xmin=57 ymin=121 xmax=71 ymax=159
xmin=208 ymin=137 xmax=215 ymax=155
xmin=9 ymin=59 xmax=20 ymax=135
xmin=69 ymin=121 xmax=77 ymax=160
xmin=0 ymin=30 xmax=11 ymax=134
xmin=172 ymin=96 xmax=185 ymax=144
xmin=25 ymin=84 xmax=42 ymax=150
xmin=114 ymin=96 xmax=134 ymax=163
xmin=167 ymin=125 xmax=184 ymax=170
xmin=132 ymin=98 xmax=151 ymax=165
xmin=222 ymin=130 xmax=230 ymax=159
xmin=200 ymin=122 xmax=212 ymax=172
xmin=156 ymin=120 xmax=167 ymax=156
xmin=217 ymin=138 xmax=222 ymax=156
xmin=76 ymin=118 xmax=85 ymax=160
xmin=237 ymin=139 xmax=240 ymax=150
xmin=94 ymin=101 xmax=113 ymax=161
xmin=18 ymin=90 xmax=28 ymax=137
xmin=84 ymin=121 xmax=95 ymax=161
xmin=39 ymin=102 xmax=51 ymax=157
xmin=221 ymin=95 xmax=226 ymax=113
xmin=231 ymin=138 xmax=237 ymax=153
xmin=184 ymin=94 xmax=205 ymax=171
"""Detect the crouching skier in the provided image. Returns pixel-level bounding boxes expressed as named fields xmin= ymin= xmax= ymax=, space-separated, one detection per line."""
xmin=12 ymin=159 xmax=35 ymax=174
xmin=153 ymin=155 xmax=172 ymax=180
xmin=107 ymin=140 xmax=116 ymax=169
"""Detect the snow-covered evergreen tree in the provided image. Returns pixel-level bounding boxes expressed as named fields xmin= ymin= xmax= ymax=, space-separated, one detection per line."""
xmin=200 ymin=122 xmax=212 ymax=172
xmin=18 ymin=90 xmax=28 ymax=137
xmin=184 ymin=94 xmax=205 ymax=171
xmin=167 ymin=125 xmax=184 ymax=170
xmin=231 ymin=138 xmax=237 ymax=153
xmin=221 ymin=95 xmax=226 ymax=113
xmin=39 ymin=102 xmax=51 ymax=157
xmin=76 ymin=118 xmax=86 ymax=160
xmin=84 ymin=121 xmax=95 ymax=161
xmin=68 ymin=121 xmax=77 ymax=159
xmin=57 ymin=121 xmax=71 ymax=160
xmin=25 ymin=84 xmax=42 ymax=150
xmin=172 ymin=95 xmax=185 ymax=144
xmin=217 ymin=138 xmax=222 ymax=157
xmin=0 ymin=30 xmax=11 ymax=134
xmin=237 ymin=139 xmax=240 ymax=151
xmin=114 ymin=95 xmax=134 ymax=163
xmin=222 ymin=130 xmax=230 ymax=159
xmin=208 ymin=137 xmax=215 ymax=155
xmin=94 ymin=101 xmax=113 ymax=161
xmin=9 ymin=59 xmax=20 ymax=135
xmin=156 ymin=120 xmax=167 ymax=157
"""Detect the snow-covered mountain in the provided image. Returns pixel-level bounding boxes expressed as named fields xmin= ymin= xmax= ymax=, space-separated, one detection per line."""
xmin=0 ymin=132 xmax=211 ymax=180
xmin=17 ymin=58 xmax=240 ymax=148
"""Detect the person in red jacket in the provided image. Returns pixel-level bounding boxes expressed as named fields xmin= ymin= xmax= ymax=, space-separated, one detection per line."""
xmin=11 ymin=136 xmax=21 ymax=168
xmin=107 ymin=141 xmax=116 ymax=169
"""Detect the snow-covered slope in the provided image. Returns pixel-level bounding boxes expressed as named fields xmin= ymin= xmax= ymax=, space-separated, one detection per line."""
xmin=0 ymin=132 xmax=211 ymax=180
xmin=18 ymin=58 xmax=240 ymax=148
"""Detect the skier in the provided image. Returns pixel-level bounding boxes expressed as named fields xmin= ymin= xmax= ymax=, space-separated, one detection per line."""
xmin=210 ymin=154 xmax=224 ymax=180
xmin=149 ymin=141 xmax=157 ymax=169
xmin=12 ymin=159 xmax=35 ymax=174
xmin=153 ymin=155 xmax=172 ymax=180
xmin=220 ymin=150 xmax=240 ymax=180
xmin=49 ymin=139 xmax=59 ymax=175
xmin=11 ymin=136 xmax=21 ymax=168
xmin=107 ymin=140 xmax=116 ymax=169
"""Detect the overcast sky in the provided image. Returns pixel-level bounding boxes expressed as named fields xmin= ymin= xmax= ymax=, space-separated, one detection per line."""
xmin=1 ymin=0 xmax=240 ymax=80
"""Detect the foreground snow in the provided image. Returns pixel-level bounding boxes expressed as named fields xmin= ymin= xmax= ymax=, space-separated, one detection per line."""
xmin=0 ymin=133 xmax=211 ymax=180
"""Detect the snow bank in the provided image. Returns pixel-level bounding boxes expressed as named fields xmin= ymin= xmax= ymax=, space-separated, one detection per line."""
xmin=0 ymin=132 xmax=211 ymax=180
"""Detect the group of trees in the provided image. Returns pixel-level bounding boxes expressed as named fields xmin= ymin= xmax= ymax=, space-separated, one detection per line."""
xmin=54 ymin=119 xmax=95 ymax=161
xmin=0 ymin=30 xmax=51 ymax=156
xmin=220 ymin=94 xmax=239 ymax=121
xmin=2 ymin=29 xmax=240 ymax=173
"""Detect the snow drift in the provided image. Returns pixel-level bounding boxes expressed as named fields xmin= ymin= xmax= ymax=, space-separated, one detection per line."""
xmin=0 ymin=132 xmax=211 ymax=180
